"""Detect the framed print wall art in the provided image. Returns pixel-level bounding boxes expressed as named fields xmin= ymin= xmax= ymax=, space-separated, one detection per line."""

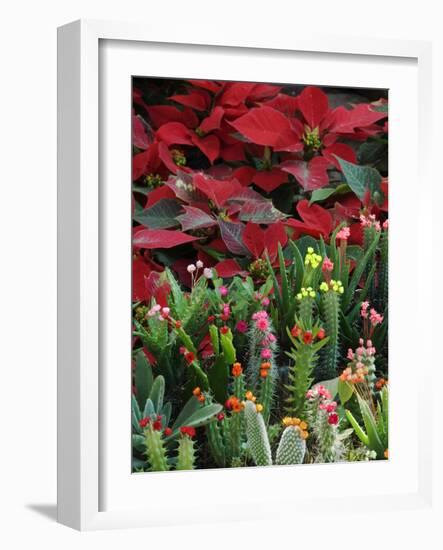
xmin=57 ymin=20 xmax=436 ymax=533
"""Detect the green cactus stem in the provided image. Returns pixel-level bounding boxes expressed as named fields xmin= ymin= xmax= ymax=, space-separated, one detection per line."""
xmin=276 ymin=426 xmax=307 ymax=465
xmin=176 ymin=434 xmax=196 ymax=470
xmin=244 ymin=400 xmax=272 ymax=466
xmin=259 ymin=371 xmax=275 ymax=425
xmin=144 ymin=426 xmax=170 ymax=471
xmin=229 ymin=410 xmax=243 ymax=460
xmin=298 ymin=295 xmax=315 ymax=326
xmin=318 ymin=290 xmax=341 ymax=380
xmin=285 ymin=346 xmax=316 ymax=417
xmin=206 ymin=420 xmax=226 ymax=467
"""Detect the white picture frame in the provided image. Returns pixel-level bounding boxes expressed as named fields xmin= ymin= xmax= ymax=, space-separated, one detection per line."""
xmin=57 ymin=19 xmax=436 ymax=532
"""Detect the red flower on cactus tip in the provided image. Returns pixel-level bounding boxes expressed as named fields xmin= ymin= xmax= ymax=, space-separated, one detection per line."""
xmin=328 ymin=413 xmax=339 ymax=425
xmin=303 ymin=331 xmax=313 ymax=345
xmin=152 ymin=419 xmax=162 ymax=431
xmin=139 ymin=417 xmax=150 ymax=428
xmin=164 ymin=427 xmax=173 ymax=437
xmin=317 ymin=328 xmax=326 ymax=340
xmin=180 ymin=426 xmax=196 ymax=438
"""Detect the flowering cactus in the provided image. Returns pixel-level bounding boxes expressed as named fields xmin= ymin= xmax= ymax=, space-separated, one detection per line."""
xmin=244 ymin=400 xmax=272 ymax=466
xmin=143 ymin=424 xmax=170 ymax=471
xmin=276 ymin=418 xmax=308 ymax=465
xmin=176 ymin=430 xmax=197 ymax=470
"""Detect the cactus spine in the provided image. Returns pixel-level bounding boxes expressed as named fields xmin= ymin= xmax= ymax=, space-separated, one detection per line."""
xmin=244 ymin=400 xmax=272 ymax=466
xmin=144 ymin=426 xmax=170 ymax=471
xmin=276 ymin=426 xmax=307 ymax=465
xmin=176 ymin=434 xmax=196 ymax=470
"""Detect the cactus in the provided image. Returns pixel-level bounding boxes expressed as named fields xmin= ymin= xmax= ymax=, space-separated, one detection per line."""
xmin=176 ymin=433 xmax=197 ymax=470
xmin=318 ymin=288 xmax=341 ymax=380
xmin=206 ymin=419 xmax=226 ymax=467
xmin=144 ymin=426 xmax=170 ymax=471
xmin=229 ymin=410 xmax=243 ymax=460
xmin=276 ymin=425 xmax=307 ymax=465
xmin=298 ymin=294 xmax=315 ymax=326
xmin=258 ymin=370 xmax=275 ymax=425
xmin=244 ymin=400 xmax=272 ymax=466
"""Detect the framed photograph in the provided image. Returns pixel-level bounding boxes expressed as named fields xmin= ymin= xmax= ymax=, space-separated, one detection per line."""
xmin=57 ymin=20 xmax=435 ymax=532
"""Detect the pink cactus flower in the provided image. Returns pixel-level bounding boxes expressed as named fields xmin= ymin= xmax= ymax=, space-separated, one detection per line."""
xmin=235 ymin=320 xmax=248 ymax=333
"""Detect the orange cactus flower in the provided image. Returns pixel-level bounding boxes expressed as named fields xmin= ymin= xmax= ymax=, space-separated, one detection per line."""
xmin=231 ymin=362 xmax=243 ymax=377
xmin=260 ymin=369 xmax=268 ymax=378
xmin=192 ymin=387 xmax=201 ymax=396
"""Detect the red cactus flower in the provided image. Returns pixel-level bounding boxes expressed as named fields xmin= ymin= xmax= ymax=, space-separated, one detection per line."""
xmin=303 ymin=330 xmax=313 ymax=344
xmin=328 ymin=413 xmax=339 ymax=425
xmin=317 ymin=328 xmax=326 ymax=340
xmin=180 ymin=426 xmax=196 ymax=438
xmin=184 ymin=351 xmax=195 ymax=364
xmin=152 ymin=419 xmax=162 ymax=431
xmin=139 ymin=417 xmax=150 ymax=428
xmin=220 ymin=326 xmax=229 ymax=335
xmin=164 ymin=427 xmax=172 ymax=437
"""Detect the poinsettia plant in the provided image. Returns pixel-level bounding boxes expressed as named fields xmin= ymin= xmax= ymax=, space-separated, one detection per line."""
xmin=131 ymin=78 xmax=389 ymax=472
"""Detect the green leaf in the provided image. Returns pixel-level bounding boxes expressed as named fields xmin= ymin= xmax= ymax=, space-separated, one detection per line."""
xmin=309 ymin=187 xmax=336 ymax=204
xmin=358 ymin=395 xmax=385 ymax=458
xmin=168 ymin=403 xmax=223 ymax=439
xmin=345 ymin=409 xmax=369 ymax=446
xmin=142 ymin=398 xmax=156 ymax=419
xmin=313 ymin=377 xmax=339 ymax=398
xmin=149 ymin=375 xmax=165 ymax=413
xmin=278 ymin=243 xmax=290 ymax=310
xmin=334 ymin=156 xmax=382 ymax=200
xmin=134 ymin=351 xmax=153 ymax=409
xmin=133 ymin=198 xmax=183 ymax=229
xmin=289 ymin=240 xmax=304 ymax=293
xmin=172 ymin=396 xmax=201 ymax=432
xmin=338 ymin=379 xmax=354 ymax=405
xmin=220 ymin=331 xmax=236 ymax=364
xmin=207 ymin=354 xmax=229 ymax=404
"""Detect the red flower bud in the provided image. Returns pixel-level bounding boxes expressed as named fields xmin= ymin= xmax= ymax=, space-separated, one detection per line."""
xmin=184 ymin=351 xmax=195 ymax=364
xmin=328 ymin=413 xmax=339 ymax=425
xmin=220 ymin=326 xmax=229 ymax=335
xmin=217 ymin=412 xmax=225 ymax=421
xmin=180 ymin=426 xmax=196 ymax=438
xmin=152 ymin=419 xmax=162 ymax=431
xmin=164 ymin=427 xmax=172 ymax=437
xmin=139 ymin=417 xmax=150 ymax=428
xmin=303 ymin=330 xmax=313 ymax=345
xmin=317 ymin=327 xmax=326 ymax=340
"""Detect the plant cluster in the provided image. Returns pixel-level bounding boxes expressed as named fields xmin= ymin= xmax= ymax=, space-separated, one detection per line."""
xmin=131 ymin=78 xmax=389 ymax=471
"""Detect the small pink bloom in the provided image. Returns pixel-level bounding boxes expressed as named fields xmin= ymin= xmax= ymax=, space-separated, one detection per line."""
xmin=326 ymin=402 xmax=337 ymax=413
xmin=203 ymin=267 xmax=213 ymax=279
xmin=256 ymin=318 xmax=269 ymax=332
xmin=218 ymin=286 xmax=228 ymax=297
xmin=322 ymin=256 xmax=334 ymax=273
xmin=268 ymin=334 xmax=276 ymax=343
xmin=161 ymin=307 xmax=170 ymax=318
xmin=235 ymin=320 xmax=248 ymax=333
xmin=383 ymin=220 xmax=389 ymax=230
xmin=360 ymin=301 xmax=369 ymax=319
xmin=261 ymin=297 xmax=270 ymax=307
xmin=196 ymin=260 xmax=204 ymax=269
xmin=336 ymin=227 xmax=350 ymax=240
xmin=369 ymin=308 xmax=384 ymax=326
xmin=261 ymin=348 xmax=272 ymax=359
xmin=347 ymin=348 xmax=355 ymax=360
xmin=187 ymin=264 xmax=196 ymax=273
